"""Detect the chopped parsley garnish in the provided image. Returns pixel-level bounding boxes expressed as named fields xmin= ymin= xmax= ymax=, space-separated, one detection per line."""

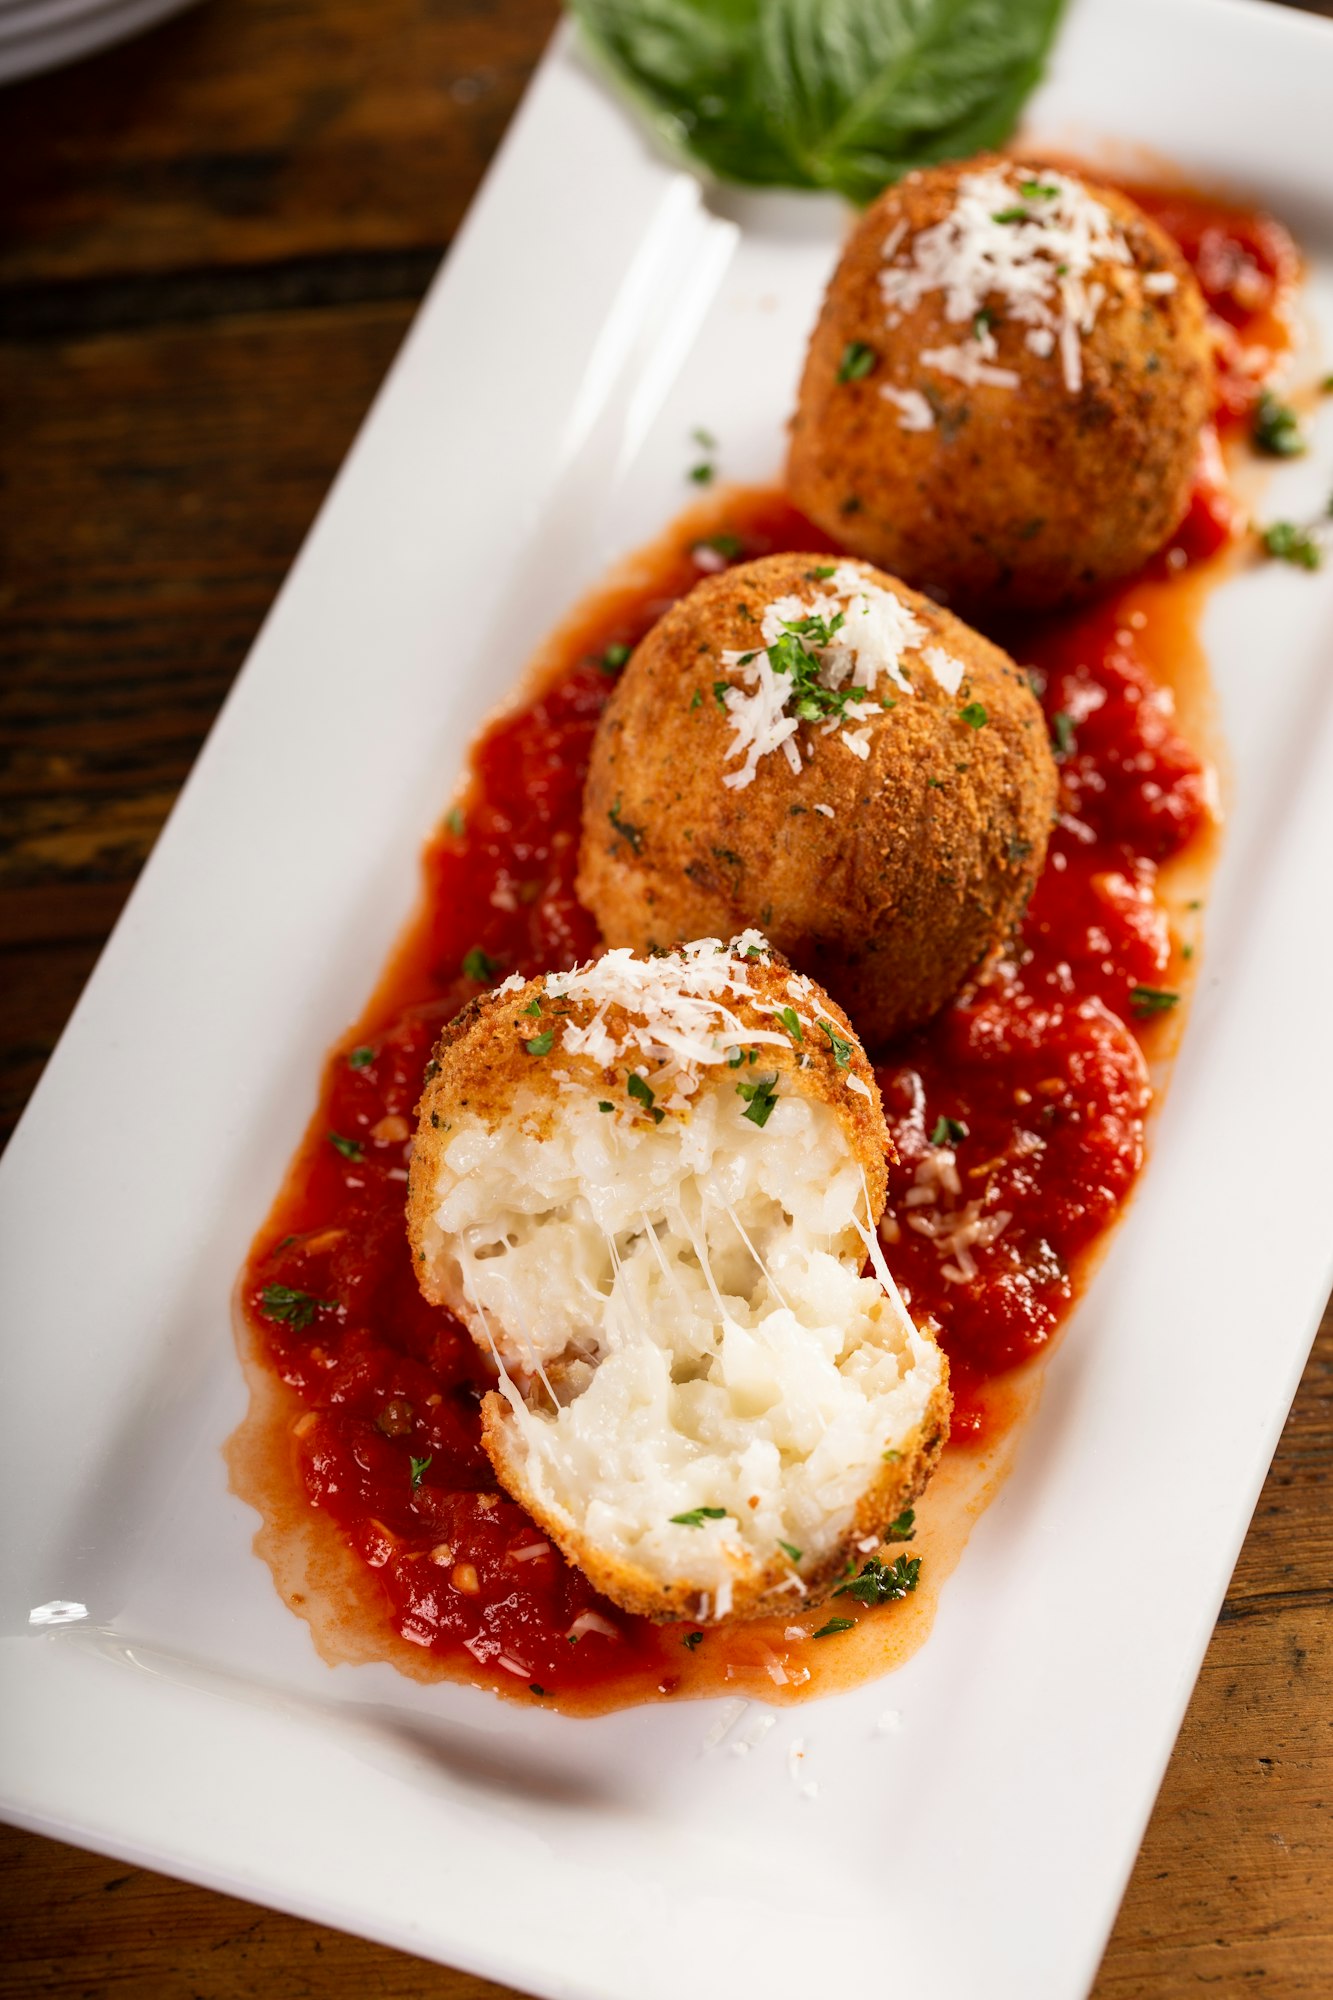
xmin=776 ymin=1005 xmax=803 ymax=1042
xmin=740 ymin=608 xmax=868 ymax=729
xmin=1129 ymin=985 xmax=1179 ymax=1017
xmin=524 ymin=996 xmax=543 ymax=1016
xmin=819 ymin=1021 xmax=853 ymax=1069
xmin=599 ymin=642 xmax=632 ymax=675
xmin=929 ymin=1114 xmax=968 ymax=1146
xmin=837 ymin=341 xmax=876 ymax=383
xmin=959 ymin=702 xmax=988 ymax=729
xmin=409 ymin=1454 xmax=432 ymax=1491
xmin=692 ymin=425 xmax=717 ymax=450
xmin=524 ymin=1029 xmax=555 ymax=1056
xmin=445 ymin=806 xmax=465 ymax=836
xmin=778 ymin=1540 xmax=803 ymax=1564
xmin=882 ymin=1448 xmax=902 ymax=1463
xmin=807 ymin=563 xmax=837 ymax=580
xmin=1252 ymin=390 xmax=1305 ymax=458
xmin=689 ymin=461 xmax=715 ymax=485
xmin=699 ymin=533 xmax=742 ymax=559
xmin=1262 ymin=520 xmax=1323 ymax=570
xmin=627 ymin=1072 xmax=665 ymax=1123
xmin=737 ymin=1074 xmax=779 ymax=1128
xmin=670 ymin=1506 xmax=727 ymax=1528
xmin=690 ymin=688 xmax=703 ymax=710
xmin=835 ymin=1554 xmax=921 ymax=1605
xmin=1018 ymin=179 xmax=1059 ymax=199
xmin=348 ymin=1045 xmax=375 ymax=1069
xmin=329 ymin=1131 xmax=363 ymax=1160
xmin=1007 ymin=836 xmax=1033 ymax=863
xmin=992 ymin=206 xmax=1032 ymax=224
xmin=462 ymin=946 xmax=500 ymax=983
xmin=608 ymin=796 xmax=645 ymax=853
xmin=529 ymin=1683 xmax=550 ymax=1696
xmin=598 ymin=1100 xmax=614 ymax=1112
xmin=813 ymin=1617 xmax=856 ymax=1639
xmin=1051 ymin=710 xmax=1076 ymax=756
xmin=713 ymin=680 xmax=730 ymax=709
xmin=258 ymin=1284 xmax=334 ymax=1329
xmin=886 ymin=1508 xmax=916 ymax=1542
xmin=682 ymin=1631 xmax=704 ymax=1650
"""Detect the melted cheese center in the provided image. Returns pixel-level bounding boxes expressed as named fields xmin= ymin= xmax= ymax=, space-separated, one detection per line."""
xmin=420 ymin=1086 xmax=943 ymax=1614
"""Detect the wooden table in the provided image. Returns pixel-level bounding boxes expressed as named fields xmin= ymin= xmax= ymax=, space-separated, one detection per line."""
xmin=1 ymin=3 xmax=1329 ymax=1993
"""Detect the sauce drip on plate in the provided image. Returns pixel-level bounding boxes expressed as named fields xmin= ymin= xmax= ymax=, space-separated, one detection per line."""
xmin=231 ymin=185 xmax=1295 ymax=1713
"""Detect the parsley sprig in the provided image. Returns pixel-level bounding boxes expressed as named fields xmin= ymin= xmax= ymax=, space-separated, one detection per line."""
xmin=737 ymin=1074 xmax=779 ymax=1128
xmin=258 ymin=1284 xmax=335 ymax=1330
xmin=834 ymin=1554 xmax=921 ymax=1606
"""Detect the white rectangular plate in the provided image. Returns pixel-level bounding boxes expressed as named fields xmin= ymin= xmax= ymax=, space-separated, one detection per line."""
xmin=2 ymin=2 xmax=1332 ymax=1996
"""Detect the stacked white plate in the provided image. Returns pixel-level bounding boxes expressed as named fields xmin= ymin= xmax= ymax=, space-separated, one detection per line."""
xmin=0 ymin=0 xmax=196 ymax=84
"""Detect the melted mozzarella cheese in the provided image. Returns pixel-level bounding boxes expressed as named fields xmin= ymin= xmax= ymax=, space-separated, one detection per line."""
xmin=418 ymin=1084 xmax=943 ymax=1605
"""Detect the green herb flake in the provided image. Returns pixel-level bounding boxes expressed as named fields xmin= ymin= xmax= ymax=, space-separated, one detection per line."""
xmin=689 ymin=461 xmax=715 ymax=485
xmin=598 ymin=1100 xmax=615 ymax=1113
xmin=1262 ymin=520 xmax=1323 ymax=570
xmin=599 ymin=641 xmax=632 ymax=675
xmin=834 ymin=1554 xmax=921 ymax=1606
xmin=778 ymin=1540 xmax=803 ymax=1564
xmin=445 ymin=806 xmax=465 ymax=837
xmin=529 ymin=1683 xmax=550 ymax=1697
xmin=348 ymin=1045 xmax=375 ymax=1070
xmin=525 ymin=1029 xmax=555 ymax=1057
xmin=1051 ymin=710 xmax=1076 ymax=756
xmin=1129 ymin=985 xmax=1180 ymax=1018
xmin=736 ymin=1074 xmax=779 ymax=1128
xmin=608 ymin=796 xmax=646 ymax=853
xmin=462 ymin=946 xmax=501 ymax=983
xmin=813 ymin=1617 xmax=856 ymax=1639
xmin=882 ymin=1448 xmax=902 ymax=1463
xmin=524 ymin=997 xmax=544 ymax=1018
xmin=992 ymin=206 xmax=1032 ymax=224
xmin=670 ymin=1506 xmax=727 ymax=1528
xmin=690 ymin=688 xmax=703 ymax=710
xmin=1252 ymin=390 xmax=1306 ymax=458
xmin=258 ymin=1284 xmax=334 ymax=1330
xmin=960 ymin=701 xmax=988 ymax=729
xmin=627 ymin=1072 xmax=665 ymax=1124
xmin=819 ymin=1020 xmax=853 ymax=1069
xmin=329 ymin=1131 xmax=363 ymax=1161
xmin=886 ymin=1508 xmax=916 ymax=1542
xmin=838 ymin=341 xmax=876 ymax=383
xmin=1018 ymin=178 xmax=1059 ymax=199
xmin=692 ymin=425 xmax=717 ymax=450
xmin=929 ymin=1114 xmax=968 ymax=1146
xmin=713 ymin=680 xmax=730 ymax=709
xmin=699 ymin=532 xmax=742 ymax=559
xmin=807 ymin=563 xmax=837 ymax=580
xmin=682 ymin=1630 xmax=704 ymax=1650
xmin=776 ymin=1004 xmax=804 ymax=1043
xmin=409 ymin=1454 xmax=432 ymax=1492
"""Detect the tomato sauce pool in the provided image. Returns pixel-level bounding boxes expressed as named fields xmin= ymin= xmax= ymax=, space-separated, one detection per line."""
xmin=235 ymin=187 xmax=1296 ymax=1712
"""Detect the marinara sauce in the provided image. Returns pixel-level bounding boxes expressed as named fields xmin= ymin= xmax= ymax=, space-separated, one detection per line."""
xmin=236 ymin=187 xmax=1296 ymax=1710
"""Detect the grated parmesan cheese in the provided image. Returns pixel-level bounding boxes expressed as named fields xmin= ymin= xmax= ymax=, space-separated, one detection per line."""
xmin=879 ymin=165 xmax=1137 ymax=395
xmin=879 ymin=383 xmax=935 ymax=432
xmin=715 ymin=563 xmax=967 ymax=789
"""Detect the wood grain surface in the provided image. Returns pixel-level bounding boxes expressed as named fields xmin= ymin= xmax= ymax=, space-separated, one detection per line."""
xmin=0 ymin=2 xmax=1329 ymax=1995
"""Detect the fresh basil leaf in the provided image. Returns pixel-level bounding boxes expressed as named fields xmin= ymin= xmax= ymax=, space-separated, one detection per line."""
xmin=567 ymin=0 xmax=1067 ymax=204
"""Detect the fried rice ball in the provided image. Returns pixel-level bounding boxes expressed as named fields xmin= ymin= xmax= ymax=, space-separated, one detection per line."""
xmin=407 ymin=933 xmax=950 ymax=1625
xmin=787 ymin=156 xmax=1213 ymax=611
xmin=577 ymin=553 xmax=1056 ymax=1048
